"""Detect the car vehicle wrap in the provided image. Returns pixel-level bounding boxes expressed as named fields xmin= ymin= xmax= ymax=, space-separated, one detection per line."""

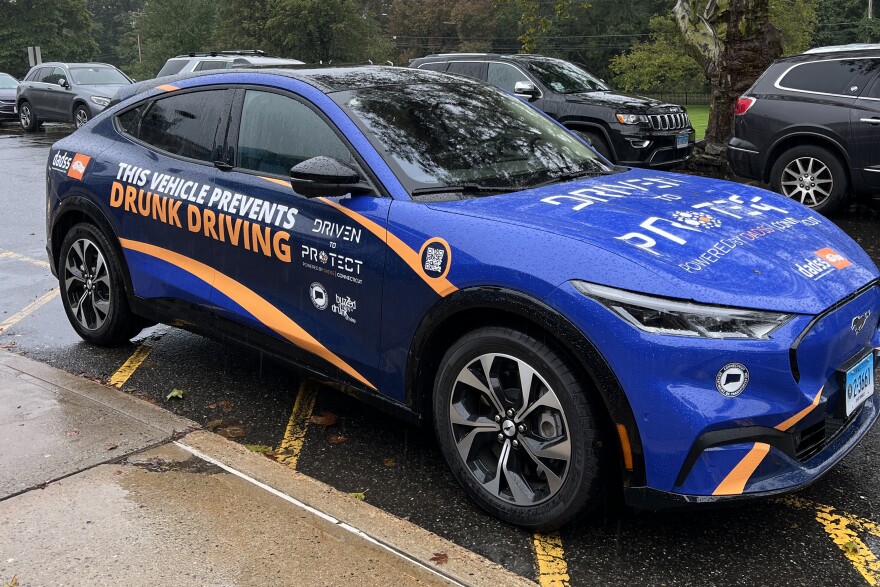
xmin=46 ymin=69 xmax=880 ymax=515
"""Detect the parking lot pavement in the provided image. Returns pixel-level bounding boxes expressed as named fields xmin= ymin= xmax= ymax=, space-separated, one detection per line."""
xmin=3 ymin=125 xmax=880 ymax=586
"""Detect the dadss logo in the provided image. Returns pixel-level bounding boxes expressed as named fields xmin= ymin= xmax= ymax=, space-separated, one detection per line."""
xmin=51 ymin=151 xmax=91 ymax=181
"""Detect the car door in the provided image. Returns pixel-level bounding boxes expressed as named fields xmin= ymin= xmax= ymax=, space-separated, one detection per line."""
xmin=211 ymin=87 xmax=389 ymax=389
xmin=109 ymin=87 xmax=234 ymax=309
xmin=33 ymin=67 xmax=65 ymax=118
xmin=851 ymin=61 xmax=880 ymax=190
xmin=54 ymin=65 xmax=77 ymax=119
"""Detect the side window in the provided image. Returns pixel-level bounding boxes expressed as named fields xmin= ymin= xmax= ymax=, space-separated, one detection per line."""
xmin=27 ymin=67 xmax=45 ymax=82
xmin=195 ymin=60 xmax=230 ymax=71
xmin=779 ymin=59 xmax=880 ymax=96
xmin=863 ymin=74 xmax=880 ymax=99
xmin=236 ymin=90 xmax=353 ymax=177
xmin=446 ymin=62 xmax=488 ymax=81
xmin=135 ymin=90 xmax=227 ymax=162
xmin=487 ymin=63 xmax=530 ymax=93
xmin=156 ymin=60 xmax=188 ymax=77
xmin=419 ymin=62 xmax=448 ymax=73
xmin=116 ymin=103 xmax=150 ymax=136
xmin=40 ymin=67 xmax=64 ymax=84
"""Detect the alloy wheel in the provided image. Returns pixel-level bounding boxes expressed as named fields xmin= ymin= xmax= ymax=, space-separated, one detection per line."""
xmin=20 ymin=105 xmax=30 ymax=128
xmin=63 ymin=238 xmax=111 ymax=331
xmin=75 ymin=108 xmax=89 ymax=128
xmin=448 ymin=353 xmax=571 ymax=506
xmin=780 ymin=157 xmax=833 ymax=207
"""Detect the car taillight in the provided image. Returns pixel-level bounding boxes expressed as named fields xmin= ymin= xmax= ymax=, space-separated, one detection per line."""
xmin=734 ymin=97 xmax=756 ymax=115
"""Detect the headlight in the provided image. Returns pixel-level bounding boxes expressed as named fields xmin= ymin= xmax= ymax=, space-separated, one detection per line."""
xmin=90 ymin=96 xmax=110 ymax=107
xmin=573 ymin=281 xmax=792 ymax=339
xmin=615 ymin=113 xmax=648 ymax=125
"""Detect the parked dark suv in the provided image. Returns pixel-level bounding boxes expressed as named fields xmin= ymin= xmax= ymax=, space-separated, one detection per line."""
xmin=410 ymin=53 xmax=695 ymax=168
xmin=728 ymin=47 xmax=880 ymax=214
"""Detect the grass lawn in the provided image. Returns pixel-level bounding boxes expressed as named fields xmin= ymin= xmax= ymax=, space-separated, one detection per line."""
xmin=686 ymin=104 xmax=709 ymax=140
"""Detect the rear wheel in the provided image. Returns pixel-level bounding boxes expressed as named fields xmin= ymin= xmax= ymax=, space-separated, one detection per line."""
xmin=74 ymin=104 xmax=90 ymax=128
xmin=770 ymin=145 xmax=848 ymax=214
xmin=58 ymin=223 xmax=143 ymax=345
xmin=433 ymin=327 xmax=608 ymax=530
xmin=19 ymin=101 xmax=39 ymax=132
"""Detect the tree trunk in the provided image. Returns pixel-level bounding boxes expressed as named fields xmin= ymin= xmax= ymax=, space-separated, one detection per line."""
xmin=674 ymin=0 xmax=782 ymax=148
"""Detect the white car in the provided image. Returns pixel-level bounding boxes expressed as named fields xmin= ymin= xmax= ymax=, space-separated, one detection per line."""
xmin=156 ymin=50 xmax=303 ymax=77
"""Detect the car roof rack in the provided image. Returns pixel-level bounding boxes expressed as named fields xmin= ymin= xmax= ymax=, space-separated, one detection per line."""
xmin=804 ymin=44 xmax=880 ymax=54
xmin=177 ymin=50 xmax=268 ymax=58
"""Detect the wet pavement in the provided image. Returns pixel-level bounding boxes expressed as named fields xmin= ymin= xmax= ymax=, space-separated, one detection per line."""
xmin=2 ymin=125 xmax=880 ymax=586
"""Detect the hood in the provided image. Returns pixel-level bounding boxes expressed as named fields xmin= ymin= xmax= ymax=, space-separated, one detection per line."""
xmin=427 ymin=169 xmax=877 ymax=315
xmin=78 ymin=85 xmax=128 ymax=99
xmin=0 ymin=88 xmax=15 ymax=100
xmin=561 ymin=91 xmax=678 ymax=113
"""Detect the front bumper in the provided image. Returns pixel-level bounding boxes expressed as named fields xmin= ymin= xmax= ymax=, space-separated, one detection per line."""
xmin=625 ymin=390 xmax=879 ymax=510
xmin=613 ymin=125 xmax=695 ymax=169
xmin=0 ymin=101 xmax=17 ymax=121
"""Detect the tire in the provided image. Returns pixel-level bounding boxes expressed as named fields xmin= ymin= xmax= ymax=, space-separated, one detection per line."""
xmin=19 ymin=101 xmax=39 ymax=132
xmin=74 ymin=104 xmax=90 ymax=128
xmin=770 ymin=145 xmax=848 ymax=214
xmin=58 ymin=222 xmax=144 ymax=345
xmin=574 ymin=130 xmax=613 ymax=163
xmin=433 ymin=326 xmax=608 ymax=530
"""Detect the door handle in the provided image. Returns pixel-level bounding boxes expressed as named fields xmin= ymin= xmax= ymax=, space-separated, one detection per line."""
xmin=860 ymin=118 xmax=880 ymax=125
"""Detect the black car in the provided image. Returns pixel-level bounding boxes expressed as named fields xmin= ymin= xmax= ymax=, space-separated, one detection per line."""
xmin=16 ymin=62 xmax=132 ymax=131
xmin=410 ymin=53 xmax=695 ymax=169
xmin=0 ymin=73 xmax=18 ymax=124
xmin=728 ymin=47 xmax=880 ymax=214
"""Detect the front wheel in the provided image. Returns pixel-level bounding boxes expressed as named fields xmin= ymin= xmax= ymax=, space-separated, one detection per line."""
xmin=58 ymin=223 xmax=144 ymax=345
xmin=19 ymin=101 xmax=39 ymax=132
xmin=573 ymin=130 xmax=613 ymax=163
xmin=74 ymin=104 xmax=90 ymax=128
xmin=433 ymin=327 xmax=608 ymax=530
xmin=770 ymin=145 xmax=848 ymax=214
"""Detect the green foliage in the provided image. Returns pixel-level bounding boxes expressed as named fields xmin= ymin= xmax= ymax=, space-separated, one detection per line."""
xmin=0 ymin=0 xmax=99 ymax=78
xmin=132 ymin=0 xmax=218 ymax=77
xmin=268 ymin=0 xmax=393 ymax=64
xmin=812 ymin=0 xmax=874 ymax=47
xmin=87 ymin=0 xmax=146 ymax=65
xmin=610 ymin=15 xmax=707 ymax=93
xmin=771 ymin=0 xmax=818 ymax=55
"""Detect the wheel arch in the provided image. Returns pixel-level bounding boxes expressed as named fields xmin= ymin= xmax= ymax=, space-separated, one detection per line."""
xmin=763 ymin=131 xmax=851 ymax=186
xmin=561 ymin=121 xmax=617 ymax=161
xmin=51 ymin=195 xmax=135 ymax=298
xmin=72 ymin=99 xmax=90 ymax=119
xmin=406 ymin=286 xmax=646 ymax=487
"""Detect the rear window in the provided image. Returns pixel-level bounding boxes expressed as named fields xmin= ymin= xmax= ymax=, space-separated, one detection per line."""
xmin=194 ymin=60 xmax=230 ymax=71
xmin=778 ymin=59 xmax=880 ymax=96
xmin=445 ymin=62 xmax=487 ymax=81
xmin=418 ymin=62 xmax=448 ymax=73
xmin=156 ymin=59 xmax=188 ymax=77
xmin=126 ymin=90 xmax=228 ymax=162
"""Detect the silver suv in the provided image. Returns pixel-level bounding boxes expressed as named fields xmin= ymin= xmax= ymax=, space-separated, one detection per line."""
xmin=156 ymin=50 xmax=303 ymax=77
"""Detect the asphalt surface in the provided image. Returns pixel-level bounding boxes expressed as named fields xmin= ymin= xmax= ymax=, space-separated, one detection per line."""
xmin=3 ymin=123 xmax=880 ymax=586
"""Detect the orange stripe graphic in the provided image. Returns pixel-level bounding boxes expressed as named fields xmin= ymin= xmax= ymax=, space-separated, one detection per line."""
xmin=713 ymin=443 xmax=770 ymax=496
xmin=119 ymin=238 xmax=376 ymax=390
xmin=318 ymin=197 xmax=458 ymax=297
xmin=259 ymin=176 xmax=290 ymax=188
xmin=713 ymin=386 xmax=824 ymax=495
xmin=155 ymin=84 xmax=179 ymax=92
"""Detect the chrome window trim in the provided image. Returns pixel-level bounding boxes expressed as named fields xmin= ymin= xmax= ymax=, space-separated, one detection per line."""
xmin=773 ymin=57 xmax=880 ymax=100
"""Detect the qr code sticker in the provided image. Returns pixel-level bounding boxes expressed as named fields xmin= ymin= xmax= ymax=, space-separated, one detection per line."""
xmin=424 ymin=247 xmax=445 ymax=274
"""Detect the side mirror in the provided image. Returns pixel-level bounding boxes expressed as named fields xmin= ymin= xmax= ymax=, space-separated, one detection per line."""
xmin=290 ymin=156 xmax=373 ymax=198
xmin=514 ymin=81 xmax=540 ymax=99
xmin=58 ymin=78 xmax=69 ymax=89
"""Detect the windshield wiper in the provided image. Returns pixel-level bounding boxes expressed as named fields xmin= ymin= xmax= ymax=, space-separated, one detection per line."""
xmin=531 ymin=169 xmax=618 ymax=188
xmin=410 ymin=184 xmax=511 ymax=197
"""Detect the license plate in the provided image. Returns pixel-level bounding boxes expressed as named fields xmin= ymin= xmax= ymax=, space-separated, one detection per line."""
xmin=844 ymin=353 xmax=874 ymax=417
xmin=676 ymin=133 xmax=689 ymax=149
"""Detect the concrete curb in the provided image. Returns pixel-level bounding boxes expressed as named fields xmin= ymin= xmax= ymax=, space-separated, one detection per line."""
xmin=179 ymin=431 xmax=538 ymax=587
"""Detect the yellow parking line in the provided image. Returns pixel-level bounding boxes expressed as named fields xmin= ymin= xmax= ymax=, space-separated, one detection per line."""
xmin=108 ymin=344 xmax=153 ymax=388
xmin=781 ymin=496 xmax=880 ymax=584
xmin=0 ymin=250 xmax=51 ymax=269
xmin=0 ymin=288 xmax=59 ymax=334
xmin=533 ymin=532 xmax=570 ymax=587
xmin=275 ymin=380 xmax=318 ymax=469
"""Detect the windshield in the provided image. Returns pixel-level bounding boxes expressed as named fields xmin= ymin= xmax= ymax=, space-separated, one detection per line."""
xmin=526 ymin=59 xmax=610 ymax=94
xmin=0 ymin=74 xmax=17 ymax=89
xmin=335 ymin=82 xmax=610 ymax=196
xmin=69 ymin=67 xmax=130 ymax=86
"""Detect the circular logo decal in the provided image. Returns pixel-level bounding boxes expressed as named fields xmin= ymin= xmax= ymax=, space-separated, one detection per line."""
xmin=419 ymin=238 xmax=451 ymax=280
xmin=310 ymin=282 xmax=328 ymax=310
xmin=671 ymin=211 xmax=722 ymax=229
xmin=715 ymin=363 xmax=749 ymax=397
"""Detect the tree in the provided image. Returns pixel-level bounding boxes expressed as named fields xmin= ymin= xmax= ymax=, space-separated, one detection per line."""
xmin=812 ymin=0 xmax=873 ymax=47
xmin=0 ymin=0 xmax=99 ymax=78
xmin=673 ymin=0 xmax=783 ymax=147
xmin=770 ymin=0 xmax=817 ymax=55
xmin=610 ymin=16 xmax=708 ymax=94
xmin=497 ymin=0 xmax=589 ymax=52
xmin=268 ymin=0 xmax=393 ymax=63
xmin=87 ymin=0 xmax=146 ymax=66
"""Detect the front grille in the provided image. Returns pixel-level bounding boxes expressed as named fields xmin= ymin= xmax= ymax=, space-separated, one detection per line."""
xmin=794 ymin=410 xmax=856 ymax=462
xmin=648 ymin=112 xmax=690 ymax=131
